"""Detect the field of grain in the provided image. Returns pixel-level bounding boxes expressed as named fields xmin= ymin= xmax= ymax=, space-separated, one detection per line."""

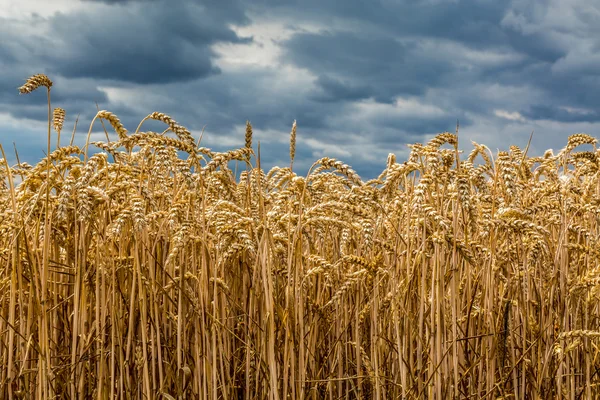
xmin=1 ymin=74 xmax=599 ymax=399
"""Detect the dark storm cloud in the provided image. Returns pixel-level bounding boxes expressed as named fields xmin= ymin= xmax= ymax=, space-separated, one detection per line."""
xmin=256 ymin=0 xmax=509 ymax=48
xmin=523 ymin=105 xmax=600 ymax=123
xmin=0 ymin=0 xmax=252 ymax=132
xmin=265 ymin=0 xmax=597 ymax=124
xmin=144 ymin=67 xmax=335 ymax=134
xmin=3 ymin=0 xmax=600 ymax=180
xmin=309 ymin=75 xmax=372 ymax=103
xmin=504 ymin=30 xmax=565 ymax=63
xmin=40 ymin=1 xmax=251 ymax=84
xmin=0 ymin=45 xmax=18 ymax=66
xmin=283 ymin=32 xmax=451 ymax=102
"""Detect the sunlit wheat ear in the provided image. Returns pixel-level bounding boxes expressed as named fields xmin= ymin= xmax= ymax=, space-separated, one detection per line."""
xmin=143 ymin=111 xmax=194 ymax=144
xmin=468 ymin=141 xmax=493 ymax=168
xmin=245 ymin=120 xmax=253 ymax=150
xmin=558 ymin=133 xmax=598 ymax=157
xmin=201 ymin=148 xmax=253 ymax=176
xmin=53 ymin=107 xmax=66 ymax=148
xmin=290 ymin=120 xmax=297 ymax=165
xmin=53 ymin=108 xmax=65 ymax=134
xmin=312 ymin=157 xmax=363 ymax=186
xmin=93 ymin=111 xmax=128 ymax=140
xmin=558 ymin=330 xmax=600 ymax=340
xmin=18 ymin=74 xmax=53 ymax=94
xmin=386 ymin=153 xmax=396 ymax=170
xmin=427 ymin=132 xmax=458 ymax=149
xmin=564 ymin=133 xmax=597 ymax=154
xmin=84 ymin=110 xmax=128 ymax=161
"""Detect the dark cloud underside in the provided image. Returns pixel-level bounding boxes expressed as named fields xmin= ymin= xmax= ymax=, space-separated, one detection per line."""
xmin=0 ymin=0 xmax=599 ymax=179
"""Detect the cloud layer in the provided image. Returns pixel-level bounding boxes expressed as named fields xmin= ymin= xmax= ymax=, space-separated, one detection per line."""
xmin=2 ymin=0 xmax=600 ymax=178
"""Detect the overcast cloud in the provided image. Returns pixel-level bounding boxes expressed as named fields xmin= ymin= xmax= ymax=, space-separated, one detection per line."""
xmin=1 ymin=0 xmax=600 ymax=178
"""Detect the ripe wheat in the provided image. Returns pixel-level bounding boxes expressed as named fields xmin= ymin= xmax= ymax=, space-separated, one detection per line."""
xmin=0 ymin=75 xmax=599 ymax=399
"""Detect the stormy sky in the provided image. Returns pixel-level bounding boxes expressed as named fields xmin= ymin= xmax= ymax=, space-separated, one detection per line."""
xmin=1 ymin=0 xmax=600 ymax=179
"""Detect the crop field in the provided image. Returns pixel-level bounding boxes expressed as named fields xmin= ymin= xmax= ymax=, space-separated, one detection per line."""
xmin=1 ymin=74 xmax=599 ymax=399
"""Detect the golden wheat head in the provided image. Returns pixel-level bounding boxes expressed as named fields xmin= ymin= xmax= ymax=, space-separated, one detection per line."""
xmin=53 ymin=108 xmax=66 ymax=134
xmin=245 ymin=120 xmax=253 ymax=149
xmin=290 ymin=120 xmax=297 ymax=164
xmin=18 ymin=74 xmax=53 ymax=94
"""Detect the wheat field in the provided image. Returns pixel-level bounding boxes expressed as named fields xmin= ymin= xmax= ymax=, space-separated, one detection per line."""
xmin=1 ymin=74 xmax=599 ymax=399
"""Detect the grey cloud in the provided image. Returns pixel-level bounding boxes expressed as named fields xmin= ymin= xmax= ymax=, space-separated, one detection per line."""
xmin=523 ymin=105 xmax=600 ymax=123
xmin=3 ymin=0 xmax=600 ymax=180
xmin=283 ymin=31 xmax=450 ymax=102
xmin=378 ymin=117 xmax=468 ymax=143
xmin=256 ymin=0 xmax=510 ymax=49
xmin=503 ymin=29 xmax=566 ymax=63
xmin=309 ymin=75 xmax=372 ymax=103
xmin=40 ymin=2 xmax=251 ymax=84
